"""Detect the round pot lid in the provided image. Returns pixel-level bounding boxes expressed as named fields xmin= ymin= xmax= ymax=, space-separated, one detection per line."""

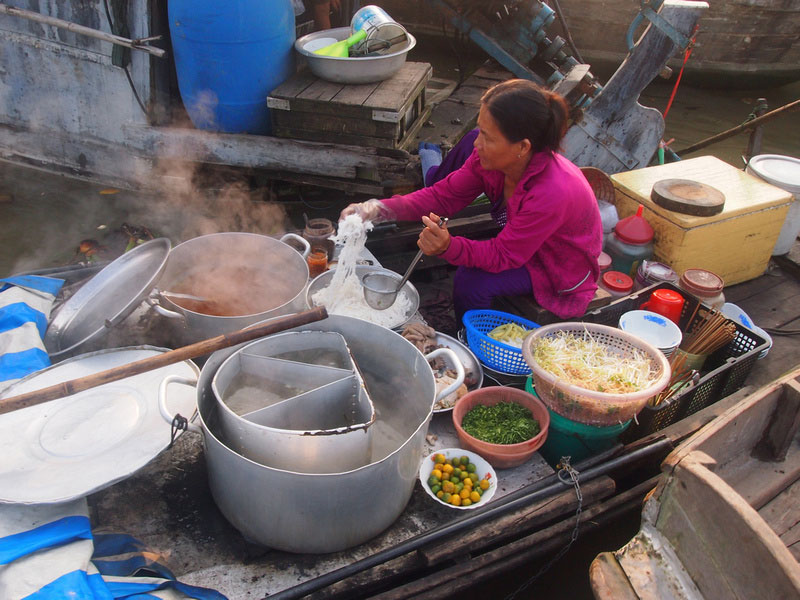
xmin=0 ymin=346 xmax=198 ymax=504
xmin=44 ymin=238 xmax=172 ymax=361
xmin=651 ymin=179 xmax=726 ymax=216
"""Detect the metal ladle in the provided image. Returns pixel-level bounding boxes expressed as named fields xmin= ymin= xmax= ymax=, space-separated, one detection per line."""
xmin=361 ymin=217 xmax=447 ymax=310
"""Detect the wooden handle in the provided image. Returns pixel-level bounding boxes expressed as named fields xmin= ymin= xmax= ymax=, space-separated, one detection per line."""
xmin=0 ymin=306 xmax=328 ymax=416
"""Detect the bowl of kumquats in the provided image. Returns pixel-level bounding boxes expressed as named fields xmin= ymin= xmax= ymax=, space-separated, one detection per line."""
xmin=419 ymin=448 xmax=497 ymax=510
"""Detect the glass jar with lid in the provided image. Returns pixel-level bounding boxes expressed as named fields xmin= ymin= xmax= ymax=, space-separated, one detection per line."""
xmin=634 ymin=260 xmax=678 ymax=291
xmin=303 ymin=218 xmax=335 ymax=261
xmin=677 ymin=268 xmax=725 ymax=309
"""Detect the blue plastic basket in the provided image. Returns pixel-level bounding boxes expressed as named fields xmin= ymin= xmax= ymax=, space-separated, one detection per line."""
xmin=462 ymin=310 xmax=540 ymax=375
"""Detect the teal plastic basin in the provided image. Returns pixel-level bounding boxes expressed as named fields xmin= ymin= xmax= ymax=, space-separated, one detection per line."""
xmin=526 ymin=376 xmax=631 ymax=468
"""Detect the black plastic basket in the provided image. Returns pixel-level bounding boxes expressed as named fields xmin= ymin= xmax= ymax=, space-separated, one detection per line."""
xmin=581 ymin=282 xmax=768 ymax=440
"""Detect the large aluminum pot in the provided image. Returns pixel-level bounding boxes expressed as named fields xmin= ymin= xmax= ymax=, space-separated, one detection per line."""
xmin=149 ymin=232 xmax=310 ymax=342
xmin=160 ymin=315 xmax=464 ymax=553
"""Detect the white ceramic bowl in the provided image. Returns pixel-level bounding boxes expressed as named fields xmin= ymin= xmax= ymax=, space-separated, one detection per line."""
xmin=419 ymin=448 xmax=497 ymax=510
xmin=619 ymin=310 xmax=683 ymax=355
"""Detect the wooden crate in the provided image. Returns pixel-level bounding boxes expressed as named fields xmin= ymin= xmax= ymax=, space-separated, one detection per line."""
xmin=611 ymin=156 xmax=792 ymax=285
xmin=267 ymin=62 xmax=432 ymax=149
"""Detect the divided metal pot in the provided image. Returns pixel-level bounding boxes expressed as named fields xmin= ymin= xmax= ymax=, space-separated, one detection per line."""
xmin=148 ymin=232 xmax=310 ymax=342
xmin=211 ymin=331 xmax=376 ymax=473
xmin=160 ymin=315 xmax=464 ymax=553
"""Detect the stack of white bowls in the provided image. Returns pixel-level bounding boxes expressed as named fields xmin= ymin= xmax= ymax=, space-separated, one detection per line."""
xmin=619 ymin=310 xmax=683 ymax=357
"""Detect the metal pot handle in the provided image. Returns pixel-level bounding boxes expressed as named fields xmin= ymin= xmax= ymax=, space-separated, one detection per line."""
xmin=280 ymin=232 xmax=311 ymax=259
xmin=425 ymin=348 xmax=466 ymax=403
xmin=145 ymin=290 xmax=186 ymax=322
xmin=158 ymin=374 xmax=202 ymax=434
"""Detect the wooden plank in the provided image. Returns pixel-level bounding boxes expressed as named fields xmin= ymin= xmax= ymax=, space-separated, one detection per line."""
xmin=272 ymin=112 xmax=400 ymax=139
xmin=589 ymin=552 xmax=640 ymax=600
xmin=122 ymin=123 xmax=413 ymax=183
xmin=268 ymin=69 xmax=319 ymax=99
xmin=420 ymin=476 xmax=616 ymax=566
xmin=364 ymin=476 xmax=661 ymax=600
xmin=759 ymin=476 xmax=800 ymax=560
xmin=364 ymin=62 xmax=431 ymax=109
xmin=752 ymin=378 xmax=800 ymax=461
xmin=656 ymin=453 xmax=800 ymax=599
xmin=272 ymin=125 xmax=401 ymax=149
xmin=297 ymin=77 xmax=355 ymax=103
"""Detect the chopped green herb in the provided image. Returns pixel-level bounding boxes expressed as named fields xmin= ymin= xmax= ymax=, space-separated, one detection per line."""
xmin=461 ymin=402 xmax=540 ymax=445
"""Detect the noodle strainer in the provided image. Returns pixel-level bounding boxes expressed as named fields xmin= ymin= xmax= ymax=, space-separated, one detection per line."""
xmin=361 ymin=217 xmax=446 ymax=310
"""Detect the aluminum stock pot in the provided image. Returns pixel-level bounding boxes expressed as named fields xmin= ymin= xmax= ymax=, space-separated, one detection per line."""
xmin=160 ymin=315 xmax=464 ymax=553
xmin=149 ymin=232 xmax=310 ymax=342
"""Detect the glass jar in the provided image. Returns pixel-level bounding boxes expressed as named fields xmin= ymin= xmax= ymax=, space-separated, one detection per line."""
xmin=303 ymin=218 xmax=335 ymax=261
xmin=307 ymin=246 xmax=329 ymax=278
xmin=599 ymin=271 xmax=634 ymax=299
xmin=678 ymin=268 xmax=725 ymax=309
xmin=634 ymin=260 xmax=678 ymax=291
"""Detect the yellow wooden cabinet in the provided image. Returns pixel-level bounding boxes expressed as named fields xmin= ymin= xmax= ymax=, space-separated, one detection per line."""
xmin=611 ymin=156 xmax=792 ymax=285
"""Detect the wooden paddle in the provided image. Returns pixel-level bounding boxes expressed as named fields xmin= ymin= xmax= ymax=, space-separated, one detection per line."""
xmin=0 ymin=306 xmax=328 ymax=416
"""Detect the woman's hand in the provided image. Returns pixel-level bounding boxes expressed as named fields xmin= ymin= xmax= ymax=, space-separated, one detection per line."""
xmin=419 ymin=213 xmax=450 ymax=255
xmin=339 ymin=199 xmax=395 ymax=223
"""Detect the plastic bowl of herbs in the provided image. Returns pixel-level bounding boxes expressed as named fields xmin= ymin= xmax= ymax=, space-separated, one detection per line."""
xmin=452 ymin=387 xmax=550 ymax=469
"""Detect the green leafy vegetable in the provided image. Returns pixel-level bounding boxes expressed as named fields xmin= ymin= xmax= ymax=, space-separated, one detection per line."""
xmin=461 ymin=402 xmax=540 ymax=445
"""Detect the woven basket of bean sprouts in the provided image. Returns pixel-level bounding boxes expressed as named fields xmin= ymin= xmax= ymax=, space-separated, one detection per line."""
xmin=521 ymin=322 xmax=671 ymax=426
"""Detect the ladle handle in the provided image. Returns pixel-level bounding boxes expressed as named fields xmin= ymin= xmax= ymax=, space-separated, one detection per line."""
xmin=0 ymin=306 xmax=328 ymax=416
xmin=397 ymin=217 xmax=447 ymax=291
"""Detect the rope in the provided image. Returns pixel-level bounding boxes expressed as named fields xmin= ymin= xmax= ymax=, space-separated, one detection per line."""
xmin=662 ymin=25 xmax=699 ymax=122
xmin=169 ymin=413 xmax=189 ymax=448
xmin=503 ymin=457 xmax=583 ymax=600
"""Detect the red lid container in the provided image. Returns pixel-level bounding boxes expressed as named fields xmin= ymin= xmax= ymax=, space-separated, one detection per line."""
xmin=614 ymin=204 xmax=654 ymax=245
xmin=601 ymin=271 xmax=634 ymax=293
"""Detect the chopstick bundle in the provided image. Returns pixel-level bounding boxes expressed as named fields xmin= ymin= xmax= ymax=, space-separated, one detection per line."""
xmin=651 ymin=351 xmax=697 ymax=407
xmin=681 ymin=308 xmax=737 ymax=355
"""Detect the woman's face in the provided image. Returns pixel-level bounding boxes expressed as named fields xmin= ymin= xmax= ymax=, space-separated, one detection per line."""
xmin=474 ymin=105 xmax=525 ymax=173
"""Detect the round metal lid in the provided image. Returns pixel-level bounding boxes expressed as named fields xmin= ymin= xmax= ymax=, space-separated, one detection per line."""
xmin=44 ymin=238 xmax=171 ymax=361
xmin=0 ymin=346 xmax=198 ymax=504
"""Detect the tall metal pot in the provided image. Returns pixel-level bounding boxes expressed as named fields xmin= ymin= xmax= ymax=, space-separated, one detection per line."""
xmin=160 ymin=315 xmax=461 ymax=553
xmin=149 ymin=232 xmax=310 ymax=342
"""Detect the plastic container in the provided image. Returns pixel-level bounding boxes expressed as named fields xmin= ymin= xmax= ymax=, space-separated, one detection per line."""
xmin=526 ymin=372 xmax=630 ymax=467
xmin=581 ymin=282 xmax=769 ymax=440
xmin=678 ymin=268 xmax=725 ymax=310
xmin=745 ymin=154 xmax=800 ymax=256
xmin=640 ymin=288 xmax=685 ymax=325
xmin=634 ymin=260 xmax=678 ymax=291
xmin=168 ymin=0 xmax=295 ymax=134
xmin=597 ymin=251 xmax=612 ymax=278
xmin=462 ymin=310 xmax=540 ymax=375
xmin=599 ymin=271 xmax=633 ymax=299
xmin=598 ymin=200 xmax=619 ymax=245
xmin=522 ymin=322 xmax=671 ymax=426
xmin=606 ymin=204 xmax=654 ymax=277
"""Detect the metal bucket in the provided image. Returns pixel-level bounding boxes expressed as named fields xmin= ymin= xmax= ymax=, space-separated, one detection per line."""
xmin=211 ymin=331 xmax=376 ymax=473
xmin=148 ymin=232 xmax=310 ymax=342
xmin=351 ymin=5 xmax=407 ymax=45
xmin=160 ymin=315 xmax=463 ymax=553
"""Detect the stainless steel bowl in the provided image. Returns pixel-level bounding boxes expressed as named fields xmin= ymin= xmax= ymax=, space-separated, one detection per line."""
xmin=306 ymin=265 xmax=419 ymax=330
xmin=295 ymin=27 xmax=416 ymax=84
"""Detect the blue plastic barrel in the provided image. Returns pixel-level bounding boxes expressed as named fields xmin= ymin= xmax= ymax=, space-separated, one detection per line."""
xmin=168 ymin=0 xmax=295 ymax=135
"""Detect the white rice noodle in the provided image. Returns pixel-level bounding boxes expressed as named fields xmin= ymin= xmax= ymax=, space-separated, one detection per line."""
xmin=311 ymin=215 xmax=413 ymax=328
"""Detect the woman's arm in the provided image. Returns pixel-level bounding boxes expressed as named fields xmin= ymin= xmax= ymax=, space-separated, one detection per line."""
xmin=382 ymin=152 xmax=488 ymax=221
